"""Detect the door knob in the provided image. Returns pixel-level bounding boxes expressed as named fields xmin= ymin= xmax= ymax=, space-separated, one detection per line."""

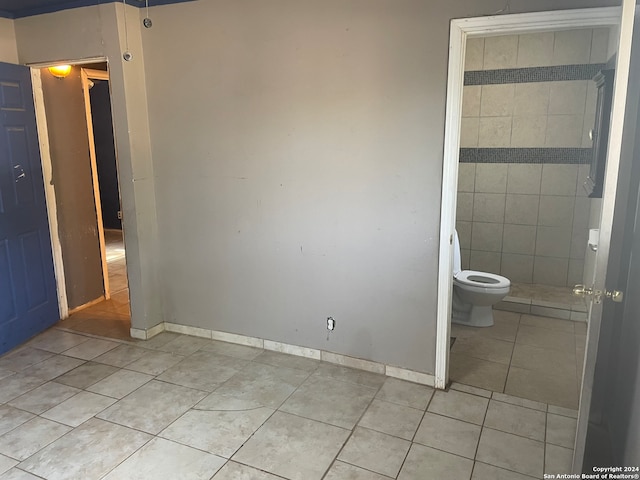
xmin=573 ymin=285 xmax=624 ymax=304
xmin=573 ymin=284 xmax=593 ymax=297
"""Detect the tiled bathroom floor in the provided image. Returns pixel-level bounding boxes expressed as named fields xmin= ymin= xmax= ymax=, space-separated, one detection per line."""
xmin=0 ymin=328 xmax=577 ymax=480
xmin=451 ymin=310 xmax=586 ymax=409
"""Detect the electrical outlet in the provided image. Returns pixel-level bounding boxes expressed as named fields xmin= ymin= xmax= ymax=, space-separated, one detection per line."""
xmin=117 ymin=210 xmax=123 ymax=220
xmin=327 ymin=317 xmax=336 ymax=331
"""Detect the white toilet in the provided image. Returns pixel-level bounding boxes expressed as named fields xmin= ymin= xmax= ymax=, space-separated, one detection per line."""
xmin=452 ymin=230 xmax=510 ymax=327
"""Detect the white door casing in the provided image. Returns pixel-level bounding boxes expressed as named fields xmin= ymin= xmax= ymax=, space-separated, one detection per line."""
xmin=436 ymin=6 xmax=622 ymax=391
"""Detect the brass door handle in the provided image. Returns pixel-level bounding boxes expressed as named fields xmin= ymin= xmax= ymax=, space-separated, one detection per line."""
xmin=573 ymin=285 xmax=624 ymax=304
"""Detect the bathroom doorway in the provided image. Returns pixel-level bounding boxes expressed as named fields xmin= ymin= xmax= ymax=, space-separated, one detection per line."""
xmin=433 ymin=8 xmax=624 ymax=407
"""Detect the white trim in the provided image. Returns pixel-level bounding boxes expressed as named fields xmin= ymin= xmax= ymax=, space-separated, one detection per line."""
xmin=81 ymin=68 xmax=111 ymax=300
xmin=30 ymin=68 xmax=69 ymax=319
xmin=435 ymin=7 xmax=622 ymax=390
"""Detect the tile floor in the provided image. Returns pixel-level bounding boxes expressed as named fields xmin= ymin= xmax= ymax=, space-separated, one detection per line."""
xmin=57 ymin=230 xmax=131 ymax=340
xmin=451 ymin=310 xmax=586 ymax=409
xmin=0 ymin=328 xmax=579 ymax=480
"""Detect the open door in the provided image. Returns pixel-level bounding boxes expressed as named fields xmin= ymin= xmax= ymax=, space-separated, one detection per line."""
xmin=573 ymin=0 xmax=638 ymax=470
xmin=0 ymin=61 xmax=60 ymax=354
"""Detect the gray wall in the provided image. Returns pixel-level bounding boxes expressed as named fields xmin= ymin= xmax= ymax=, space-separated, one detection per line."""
xmin=14 ymin=4 xmax=162 ymax=331
xmin=40 ymin=66 xmax=104 ymax=309
xmin=0 ymin=18 xmax=18 ymax=63
xmin=141 ymin=0 xmax=618 ymax=374
xmin=457 ymin=29 xmax=608 ymax=287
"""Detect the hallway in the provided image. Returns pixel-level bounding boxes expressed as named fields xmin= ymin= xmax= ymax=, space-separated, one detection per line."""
xmin=57 ymin=230 xmax=130 ymax=340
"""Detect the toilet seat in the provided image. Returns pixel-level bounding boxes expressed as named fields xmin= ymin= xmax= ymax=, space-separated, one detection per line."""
xmin=454 ymin=270 xmax=510 ymax=289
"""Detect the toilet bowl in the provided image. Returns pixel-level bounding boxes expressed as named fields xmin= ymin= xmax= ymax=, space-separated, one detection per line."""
xmin=452 ymin=230 xmax=510 ymax=327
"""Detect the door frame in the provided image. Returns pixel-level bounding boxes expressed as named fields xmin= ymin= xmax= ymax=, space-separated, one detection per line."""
xmin=435 ymin=6 xmax=622 ymax=390
xmin=29 ymin=56 xmax=118 ymax=317
xmin=81 ymin=67 xmax=112 ymax=301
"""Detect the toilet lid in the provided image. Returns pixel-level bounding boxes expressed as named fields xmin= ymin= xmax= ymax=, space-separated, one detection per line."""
xmin=454 ymin=270 xmax=510 ymax=288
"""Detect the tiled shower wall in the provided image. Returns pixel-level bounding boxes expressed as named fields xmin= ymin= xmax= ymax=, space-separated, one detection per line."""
xmin=457 ymin=29 xmax=610 ymax=287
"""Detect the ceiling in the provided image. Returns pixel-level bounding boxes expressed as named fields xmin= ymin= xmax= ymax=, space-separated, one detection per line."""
xmin=0 ymin=0 xmax=192 ymax=19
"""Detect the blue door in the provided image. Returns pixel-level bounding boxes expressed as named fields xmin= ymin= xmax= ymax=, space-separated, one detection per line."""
xmin=0 ymin=61 xmax=59 ymax=354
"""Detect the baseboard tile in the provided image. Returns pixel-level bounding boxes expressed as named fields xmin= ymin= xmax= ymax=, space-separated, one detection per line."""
xmin=133 ymin=321 xmax=434 ymax=387
xmin=321 ymin=351 xmax=385 ymax=375
xmin=210 ymin=330 xmax=263 ymax=348
xmin=263 ymin=340 xmax=322 ymax=360
xmin=386 ymin=365 xmax=435 ymax=386
xmin=130 ymin=322 xmax=165 ymax=340
xmin=165 ymin=322 xmax=212 ymax=339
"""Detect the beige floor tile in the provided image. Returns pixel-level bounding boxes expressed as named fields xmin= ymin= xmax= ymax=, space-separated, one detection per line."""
xmin=546 ymin=413 xmax=577 ymax=448
xmin=520 ymin=315 xmax=575 ymax=333
xmin=26 ymin=330 xmax=89 ymax=354
xmin=547 ymin=405 xmax=578 ymax=419
xmin=312 ymin=363 xmax=386 ymax=389
xmin=21 ymin=355 xmax=85 ymax=382
xmin=449 ymin=353 xmax=509 ymax=392
xmin=156 ymin=335 xmax=212 ymax=356
xmin=505 ymin=366 xmax=579 ymax=409
xmin=86 ymin=370 xmax=154 ymax=399
xmin=253 ymin=350 xmax=320 ymax=372
xmin=55 ymin=362 xmax=119 ymax=389
xmin=136 ymin=332 xmax=181 ymax=350
xmin=197 ymin=362 xmax=309 ymax=410
xmin=93 ymin=344 xmax=148 ymax=368
xmin=477 ymin=311 xmax=520 ymax=342
xmin=124 ymin=350 xmax=185 ymax=376
xmin=232 ymin=411 xmax=349 ymax=480
xmin=451 ymin=336 xmax=514 ymax=364
xmin=0 ymin=375 xmax=46 ymax=404
xmin=280 ymin=375 xmax=376 ymax=429
xmin=0 ymin=455 xmax=17 ymax=476
xmin=62 ymin=339 xmax=119 ymax=361
xmin=0 ymin=406 xmax=34 ymax=437
xmin=545 ymin=443 xmax=573 ymax=474
xmin=516 ymin=325 xmax=576 ymax=352
xmin=212 ymin=461 xmax=285 ymax=480
xmin=574 ymin=322 xmax=587 ymax=335
xmin=157 ymin=351 xmax=246 ymax=392
xmin=0 ymin=417 xmax=71 ymax=461
xmin=450 ymin=382 xmax=492 ymax=398
xmin=358 ymin=399 xmax=424 ymax=440
xmin=375 ymin=377 xmax=433 ymax=410
xmin=0 ymin=348 xmax=54 ymax=372
xmin=18 ymin=418 xmax=151 ymax=480
xmin=160 ymin=407 xmax=273 ymax=458
xmin=0 ymin=467 xmax=42 ymax=479
xmin=97 ymin=380 xmax=207 ymax=434
xmin=428 ymin=389 xmax=489 ymax=425
xmin=102 ymin=437 xmax=224 ymax=480
xmin=397 ymin=443 xmax=473 ymax=480
xmin=323 ymin=461 xmax=393 ymax=480
xmin=476 ymin=428 xmax=544 ymax=477
xmin=200 ymin=340 xmax=263 ymax=360
xmin=41 ymin=391 xmax=116 ymax=427
xmin=484 ymin=399 xmax=546 ymax=441
xmin=491 ymin=392 xmax=546 ymax=412
xmin=338 ymin=427 xmax=410 ymax=478
xmin=471 ymin=462 xmax=537 ymax=480
xmin=510 ymin=343 xmax=577 ymax=377
xmin=7 ymin=382 xmax=80 ymax=415
xmin=414 ymin=412 xmax=481 ymax=458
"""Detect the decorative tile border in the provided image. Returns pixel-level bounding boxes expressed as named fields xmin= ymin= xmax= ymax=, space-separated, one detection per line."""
xmin=464 ymin=63 xmax=606 ymax=86
xmin=460 ymin=148 xmax=592 ymax=164
xmin=134 ymin=322 xmax=435 ymax=387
